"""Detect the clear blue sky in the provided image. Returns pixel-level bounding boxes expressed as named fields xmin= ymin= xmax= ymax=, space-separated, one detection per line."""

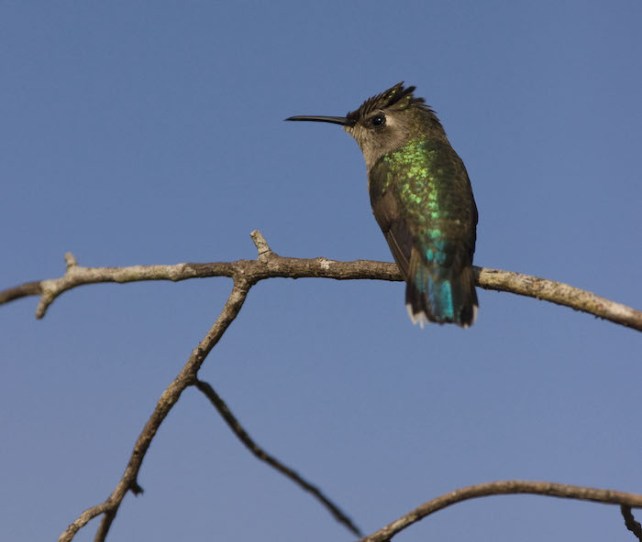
xmin=1 ymin=2 xmax=641 ymax=541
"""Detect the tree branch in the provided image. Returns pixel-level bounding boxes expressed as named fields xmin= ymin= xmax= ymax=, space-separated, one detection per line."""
xmin=362 ymin=480 xmax=642 ymax=542
xmin=1 ymin=231 xmax=640 ymax=331
xmin=622 ymin=505 xmax=642 ymax=541
xmin=2 ymin=230 xmax=639 ymax=540
xmin=476 ymin=267 xmax=641 ymax=331
xmin=54 ymin=231 xmax=360 ymax=541
xmin=58 ymin=278 xmax=252 ymax=542
xmin=194 ymin=378 xmax=362 ymax=537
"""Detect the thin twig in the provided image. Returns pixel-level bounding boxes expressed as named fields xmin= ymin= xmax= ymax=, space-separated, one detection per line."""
xmin=622 ymin=505 xmax=642 ymax=541
xmin=194 ymin=379 xmax=362 ymax=537
xmin=1 ymin=231 xmax=640 ymax=331
xmin=362 ymin=480 xmax=642 ymax=542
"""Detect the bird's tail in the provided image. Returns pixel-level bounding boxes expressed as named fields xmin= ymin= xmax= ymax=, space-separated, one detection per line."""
xmin=405 ymin=251 xmax=478 ymax=328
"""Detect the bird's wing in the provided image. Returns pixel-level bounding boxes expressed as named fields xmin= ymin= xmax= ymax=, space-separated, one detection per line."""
xmin=368 ymin=166 xmax=414 ymax=278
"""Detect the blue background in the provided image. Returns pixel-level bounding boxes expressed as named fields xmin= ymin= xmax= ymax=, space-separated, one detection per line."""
xmin=1 ymin=2 xmax=641 ymax=541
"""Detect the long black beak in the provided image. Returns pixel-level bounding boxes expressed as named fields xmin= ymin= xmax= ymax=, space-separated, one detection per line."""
xmin=285 ymin=115 xmax=355 ymax=127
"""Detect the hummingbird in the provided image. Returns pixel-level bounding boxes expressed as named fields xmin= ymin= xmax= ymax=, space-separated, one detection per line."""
xmin=286 ymin=82 xmax=478 ymax=327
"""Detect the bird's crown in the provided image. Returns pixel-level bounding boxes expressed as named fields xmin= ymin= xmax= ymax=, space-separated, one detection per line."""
xmin=346 ymin=82 xmax=429 ymax=123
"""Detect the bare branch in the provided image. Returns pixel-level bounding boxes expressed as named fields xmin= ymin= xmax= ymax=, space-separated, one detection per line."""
xmin=477 ymin=267 xmax=642 ymax=332
xmin=194 ymin=379 xmax=362 ymax=537
xmin=1 ymin=231 xmax=640 ymax=331
xmin=622 ymin=505 xmax=642 ymax=541
xmin=0 ymin=280 xmax=42 ymax=304
xmin=1 ymin=231 xmax=638 ymax=540
xmin=58 ymin=279 xmax=252 ymax=542
xmin=362 ymin=480 xmax=642 ymax=542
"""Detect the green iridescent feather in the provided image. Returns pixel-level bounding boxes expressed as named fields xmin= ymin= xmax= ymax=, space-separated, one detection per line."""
xmin=369 ymin=138 xmax=477 ymax=325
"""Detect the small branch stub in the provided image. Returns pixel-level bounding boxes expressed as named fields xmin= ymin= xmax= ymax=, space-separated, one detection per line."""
xmin=250 ymin=229 xmax=274 ymax=260
xmin=64 ymin=252 xmax=78 ymax=270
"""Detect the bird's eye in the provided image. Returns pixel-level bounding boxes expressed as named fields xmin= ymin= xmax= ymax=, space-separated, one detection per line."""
xmin=371 ymin=114 xmax=386 ymax=127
